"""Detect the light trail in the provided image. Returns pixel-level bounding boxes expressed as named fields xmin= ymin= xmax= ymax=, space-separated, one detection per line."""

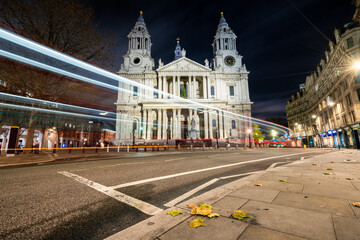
xmin=0 ymin=27 xmax=292 ymax=138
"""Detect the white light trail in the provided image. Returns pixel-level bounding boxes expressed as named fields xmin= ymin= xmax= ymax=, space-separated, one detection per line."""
xmin=0 ymin=27 xmax=292 ymax=138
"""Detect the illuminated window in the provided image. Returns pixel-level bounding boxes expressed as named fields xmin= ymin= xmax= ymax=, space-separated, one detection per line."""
xmin=229 ymin=86 xmax=234 ymax=96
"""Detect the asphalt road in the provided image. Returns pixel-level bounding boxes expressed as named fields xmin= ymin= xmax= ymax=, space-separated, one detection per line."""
xmin=0 ymin=148 xmax=330 ymax=240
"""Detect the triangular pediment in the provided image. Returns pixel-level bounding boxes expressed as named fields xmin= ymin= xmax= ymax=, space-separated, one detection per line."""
xmin=157 ymin=57 xmax=211 ymax=72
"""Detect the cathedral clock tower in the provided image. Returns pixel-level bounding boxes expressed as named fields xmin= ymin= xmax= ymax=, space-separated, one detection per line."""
xmin=212 ymin=12 xmax=245 ymax=73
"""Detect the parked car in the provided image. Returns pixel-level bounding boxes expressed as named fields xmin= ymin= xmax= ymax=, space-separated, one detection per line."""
xmin=269 ymin=143 xmax=284 ymax=148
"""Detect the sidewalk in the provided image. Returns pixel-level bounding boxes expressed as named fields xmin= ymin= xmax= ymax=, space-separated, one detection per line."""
xmin=108 ymin=150 xmax=360 ymax=240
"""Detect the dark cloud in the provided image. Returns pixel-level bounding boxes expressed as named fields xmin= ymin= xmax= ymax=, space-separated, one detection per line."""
xmin=85 ymin=0 xmax=354 ymax=119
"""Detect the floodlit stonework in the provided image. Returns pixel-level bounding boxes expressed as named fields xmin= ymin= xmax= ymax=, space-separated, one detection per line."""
xmin=115 ymin=12 xmax=252 ymax=144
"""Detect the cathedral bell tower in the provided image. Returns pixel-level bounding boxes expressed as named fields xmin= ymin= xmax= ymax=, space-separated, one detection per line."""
xmin=212 ymin=12 xmax=245 ymax=73
xmin=120 ymin=11 xmax=155 ymax=73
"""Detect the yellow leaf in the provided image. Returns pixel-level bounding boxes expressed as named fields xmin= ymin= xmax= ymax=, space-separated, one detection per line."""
xmin=279 ymin=179 xmax=286 ymax=182
xmin=232 ymin=210 xmax=250 ymax=220
xmin=196 ymin=208 xmax=212 ymax=216
xmin=189 ymin=218 xmax=206 ymax=228
xmin=199 ymin=204 xmax=212 ymax=210
xmin=187 ymin=204 xmax=198 ymax=209
xmin=254 ymin=183 xmax=263 ymax=186
xmin=207 ymin=213 xmax=220 ymax=218
xmin=322 ymin=172 xmax=331 ymax=175
xmin=353 ymin=202 xmax=360 ymax=208
xmin=167 ymin=210 xmax=182 ymax=216
xmin=327 ymin=168 xmax=333 ymax=170
xmin=190 ymin=208 xmax=197 ymax=215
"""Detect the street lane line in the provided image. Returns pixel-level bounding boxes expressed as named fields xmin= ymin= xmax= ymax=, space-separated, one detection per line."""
xmin=109 ymin=152 xmax=314 ymax=190
xmin=165 ymin=157 xmax=186 ymax=162
xmin=164 ymin=178 xmax=219 ymax=207
xmin=219 ymin=171 xmax=262 ymax=180
xmin=58 ymin=171 xmax=163 ymax=216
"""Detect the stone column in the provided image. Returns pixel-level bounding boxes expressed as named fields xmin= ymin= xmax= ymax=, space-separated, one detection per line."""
xmin=162 ymin=109 xmax=166 ymax=139
xmin=188 ymin=76 xmax=191 ymax=98
xmin=172 ymin=76 xmax=175 ymax=97
xmin=204 ymin=109 xmax=209 ymax=139
xmin=189 ymin=108 xmax=193 ymax=126
xmin=177 ymin=108 xmax=181 ymax=138
xmin=157 ymin=110 xmax=162 ymax=139
xmin=163 ymin=76 xmax=167 ymax=99
xmin=209 ymin=112 xmax=214 ymax=139
xmin=172 ymin=109 xmax=176 ymax=138
xmin=207 ymin=76 xmax=211 ymax=99
xmin=159 ymin=76 xmax=163 ymax=99
xmin=143 ymin=109 xmax=147 ymax=139
xmin=177 ymin=76 xmax=180 ymax=97
xmin=147 ymin=109 xmax=152 ymax=139
xmin=219 ymin=111 xmax=224 ymax=139
xmin=202 ymin=76 xmax=207 ymax=99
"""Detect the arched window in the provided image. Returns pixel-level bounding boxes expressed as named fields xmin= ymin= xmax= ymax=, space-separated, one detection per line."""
xmin=232 ymin=120 xmax=236 ymax=129
xmin=212 ymin=119 xmax=216 ymax=127
xmin=211 ymin=86 xmax=215 ymax=96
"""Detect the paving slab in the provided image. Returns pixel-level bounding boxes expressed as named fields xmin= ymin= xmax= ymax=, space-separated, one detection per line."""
xmin=229 ymin=187 xmax=279 ymax=203
xmin=245 ymin=180 xmax=304 ymax=193
xmin=333 ymin=216 xmax=360 ymax=240
xmin=240 ymin=200 xmax=335 ymax=240
xmin=272 ymin=191 xmax=355 ymax=217
xmin=159 ymin=216 xmax=248 ymax=240
xmin=212 ymin=196 xmax=248 ymax=217
xmin=303 ymin=182 xmax=360 ymax=200
xmin=238 ymin=225 xmax=307 ymax=240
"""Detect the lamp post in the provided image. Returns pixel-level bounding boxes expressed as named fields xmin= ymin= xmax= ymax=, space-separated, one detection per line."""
xmin=247 ymin=129 xmax=252 ymax=148
xmin=132 ymin=129 xmax=135 ymax=147
xmin=215 ymin=129 xmax=219 ymax=148
xmin=166 ymin=127 xmax=170 ymax=146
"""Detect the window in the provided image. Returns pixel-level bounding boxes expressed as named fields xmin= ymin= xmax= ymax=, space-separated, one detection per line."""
xmin=346 ymin=37 xmax=354 ymax=48
xmin=229 ymin=86 xmax=234 ymax=96
xmin=350 ymin=111 xmax=356 ymax=122
xmin=231 ymin=120 xmax=236 ymax=129
xmin=133 ymin=120 xmax=137 ymax=130
xmin=153 ymin=120 xmax=158 ymax=128
xmin=153 ymin=86 xmax=158 ymax=98
xmin=212 ymin=119 xmax=216 ymax=127
xmin=133 ymin=86 xmax=138 ymax=96
xmin=342 ymin=115 xmax=347 ymax=126
xmin=211 ymin=86 xmax=215 ymax=96
xmin=345 ymin=94 xmax=353 ymax=106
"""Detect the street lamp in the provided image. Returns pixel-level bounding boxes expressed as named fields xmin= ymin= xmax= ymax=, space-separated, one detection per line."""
xmin=247 ymin=129 xmax=252 ymax=148
xmin=271 ymin=130 xmax=277 ymax=141
xmin=215 ymin=129 xmax=219 ymax=148
xmin=166 ymin=127 xmax=171 ymax=145
xmin=353 ymin=60 xmax=360 ymax=70
xmin=312 ymin=115 xmax=317 ymax=119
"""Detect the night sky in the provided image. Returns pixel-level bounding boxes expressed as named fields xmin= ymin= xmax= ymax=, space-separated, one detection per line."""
xmin=86 ymin=0 xmax=355 ymax=120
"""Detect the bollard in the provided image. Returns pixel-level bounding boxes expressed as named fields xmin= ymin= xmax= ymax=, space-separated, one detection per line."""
xmin=236 ymin=143 xmax=238 ymax=150
xmin=144 ymin=143 xmax=147 ymax=152
xmin=215 ymin=144 xmax=217 ymax=150
xmin=136 ymin=144 xmax=139 ymax=152
xmin=117 ymin=145 xmax=120 ymax=152
xmin=127 ymin=144 xmax=130 ymax=152
xmin=202 ymin=143 xmax=205 ymax=151
xmin=53 ymin=142 xmax=57 ymax=153
xmin=83 ymin=143 xmax=85 ymax=153
xmin=226 ymin=144 xmax=228 ymax=150
xmin=244 ymin=143 xmax=246 ymax=150
xmin=95 ymin=143 xmax=98 ymax=153
xmin=256 ymin=143 xmax=259 ymax=149
xmin=152 ymin=143 xmax=155 ymax=152
xmin=107 ymin=144 xmax=110 ymax=153
xmin=177 ymin=144 xmax=180 ymax=150
xmin=190 ymin=144 xmax=193 ymax=151
xmin=164 ymin=143 xmax=166 ymax=151
xmin=157 ymin=143 xmax=160 ymax=151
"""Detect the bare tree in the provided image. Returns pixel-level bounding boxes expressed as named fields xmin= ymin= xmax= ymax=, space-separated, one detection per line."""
xmin=0 ymin=0 xmax=115 ymax=151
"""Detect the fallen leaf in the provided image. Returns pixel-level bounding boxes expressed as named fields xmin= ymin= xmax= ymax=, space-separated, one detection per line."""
xmin=322 ymin=172 xmax=331 ymax=175
xmin=190 ymin=204 xmax=213 ymax=216
xmin=232 ymin=210 xmax=250 ymax=220
xmin=346 ymin=178 xmax=354 ymax=180
xmin=187 ymin=204 xmax=198 ymax=209
xmin=327 ymin=168 xmax=333 ymax=170
xmin=312 ymin=163 xmax=318 ymax=166
xmin=353 ymin=202 xmax=360 ymax=208
xmin=199 ymin=204 xmax=212 ymax=210
xmin=167 ymin=210 xmax=182 ymax=216
xmin=189 ymin=218 xmax=206 ymax=228
xmin=330 ymin=161 xmax=334 ymax=163
xmin=254 ymin=183 xmax=263 ymax=186
xmin=279 ymin=179 xmax=286 ymax=182
xmin=207 ymin=213 xmax=220 ymax=218
xmin=330 ymin=177 xmax=338 ymax=179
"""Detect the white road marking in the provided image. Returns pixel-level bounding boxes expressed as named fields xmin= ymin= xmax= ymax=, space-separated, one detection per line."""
xmin=109 ymin=152 xmax=311 ymax=190
xmin=164 ymin=157 xmax=185 ymax=162
xmin=58 ymin=171 xmax=163 ymax=216
xmin=164 ymin=178 xmax=219 ymax=207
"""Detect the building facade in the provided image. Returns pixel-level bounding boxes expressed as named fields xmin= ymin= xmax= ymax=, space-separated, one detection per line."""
xmin=286 ymin=6 xmax=360 ymax=149
xmin=115 ymin=12 xmax=252 ymax=144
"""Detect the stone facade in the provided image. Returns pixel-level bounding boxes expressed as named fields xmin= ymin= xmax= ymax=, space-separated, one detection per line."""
xmin=115 ymin=12 xmax=252 ymax=144
xmin=286 ymin=6 xmax=360 ymax=149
